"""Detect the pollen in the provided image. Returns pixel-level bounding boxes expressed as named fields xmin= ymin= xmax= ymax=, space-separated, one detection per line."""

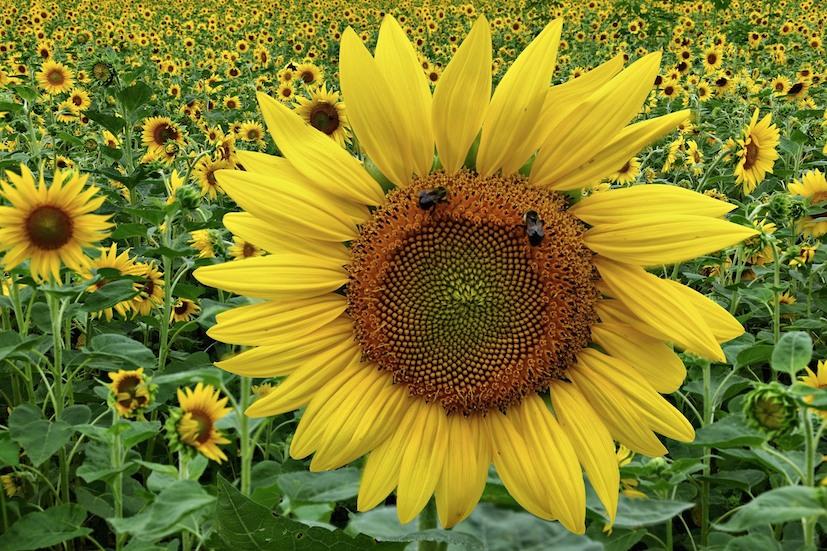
xmin=347 ymin=171 xmax=599 ymax=414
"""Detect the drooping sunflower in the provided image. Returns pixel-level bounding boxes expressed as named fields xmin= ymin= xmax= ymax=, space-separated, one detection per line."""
xmin=85 ymin=244 xmax=142 ymax=320
xmin=733 ymin=109 xmax=780 ymax=194
xmin=195 ymin=17 xmax=757 ymax=532
xmin=108 ymin=368 xmax=153 ymax=417
xmin=141 ymin=116 xmax=184 ymax=153
xmin=173 ymin=383 xmax=231 ymax=463
xmin=36 ymin=60 xmax=73 ymax=94
xmin=171 ymin=298 xmax=201 ymax=322
xmin=789 ymin=169 xmax=827 ymax=238
xmin=294 ymin=85 xmax=350 ymax=147
xmin=0 ymin=165 xmax=111 ymax=282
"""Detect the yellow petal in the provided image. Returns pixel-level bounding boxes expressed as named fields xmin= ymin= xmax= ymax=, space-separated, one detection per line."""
xmin=584 ymin=214 xmax=758 ymax=266
xmin=194 ymin=255 xmax=347 ymax=300
xmin=578 ymin=349 xmax=695 ymax=443
xmin=512 ymin=395 xmax=586 ymax=534
xmin=570 ymin=183 xmax=736 ymax=226
xmin=215 ymin=169 xmax=357 ymax=242
xmin=476 ymin=19 xmax=563 ymax=177
xmin=435 ymin=415 xmax=489 ymax=528
xmin=596 ymin=299 xmax=672 ymax=342
xmin=569 ymin=353 xmax=667 ymax=457
xmin=594 ymin=257 xmax=724 ymax=361
xmin=546 ymin=110 xmax=690 ymax=190
xmin=484 ymin=410 xmax=549 ymax=519
xmin=551 ymin=381 xmax=619 ymax=523
xmin=663 ymin=280 xmax=745 ymax=343
xmin=531 ymin=51 xmax=661 ymax=187
xmin=525 ymin=53 xmax=624 ymax=156
xmin=208 ymin=295 xmax=347 ymax=346
xmin=223 ymin=213 xmax=350 ymax=263
xmin=244 ymin=338 xmax=360 ymax=417
xmin=340 ymin=28 xmax=416 ymax=187
xmin=375 ymin=15 xmax=433 ymax=176
xmin=591 ymin=322 xmax=686 ymax=393
xmin=357 ymin=399 xmax=422 ymax=512
xmin=234 ymin=151 xmax=371 ymax=224
xmin=256 ymin=92 xmax=384 ymax=205
xmin=432 ymin=16 xmax=492 ymax=174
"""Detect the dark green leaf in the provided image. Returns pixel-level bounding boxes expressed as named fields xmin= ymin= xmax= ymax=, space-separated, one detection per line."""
xmin=87 ymin=334 xmax=155 ymax=370
xmin=716 ymin=486 xmax=827 ymax=531
xmin=0 ymin=504 xmax=91 ymax=551
xmin=86 ymin=110 xmax=125 ymax=134
xmin=81 ymin=280 xmax=139 ymax=312
xmin=771 ymin=332 xmax=813 ymax=375
xmin=277 ymin=468 xmax=361 ymax=503
xmin=690 ymin=415 xmax=766 ymax=448
xmin=0 ymin=432 xmax=21 ymax=467
xmin=8 ymin=404 xmax=73 ymax=466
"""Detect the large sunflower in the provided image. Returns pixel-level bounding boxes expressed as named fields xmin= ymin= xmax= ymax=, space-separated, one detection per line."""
xmin=195 ymin=17 xmax=757 ymax=532
xmin=0 ymin=165 xmax=111 ymax=282
xmin=36 ymin=60 xmax=73 ymax=95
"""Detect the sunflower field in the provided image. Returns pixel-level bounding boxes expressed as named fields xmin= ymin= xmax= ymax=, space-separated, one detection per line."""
xmin=0 ymin=0 xmax=826 ymax=549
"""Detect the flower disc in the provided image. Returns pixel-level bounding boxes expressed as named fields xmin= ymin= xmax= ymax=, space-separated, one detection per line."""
xmin=348 ymin=171 xmax=599 ymax=414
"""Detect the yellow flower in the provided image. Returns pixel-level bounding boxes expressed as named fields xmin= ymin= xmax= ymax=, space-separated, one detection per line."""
xmin=789 ymin=170 xmax=827 ymax=238
xmin=108 ymin=368 xmax=152 ymax=417
xmin=0 ymin=165 xmax=111 ymax=282
xmin=734 ymin=109 xmax=780 ymax=194
xmin=294 ymin=85 xmax=350 ymax=147
xmin=171 ymin=298 xmax=201 ymax=322
xmin=800 ymin=361 xmax=827 ymax=419
xmin=176 ymin=383 xmax=231 ymax=463
xmin=195 ymin=15 xmax=756 ymax=533
xmin=1 ymin=473 xmax=21 ymax=497
xmin=228 ymin=236 xmax=263 ymax=259
xmin=130 ymin=262 xmax=164 ymax=317
xmin=36 ymin=60 xmax=73 ymax=94
xmin=189 ymin=229 xmax=216 ymax=259
xmin=141 ymin=117 xmax=184 ymax=153
xmin=84 ymin=244 xmax=142 ymax=320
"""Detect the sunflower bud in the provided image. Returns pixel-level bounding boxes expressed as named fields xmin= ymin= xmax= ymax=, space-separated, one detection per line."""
xmin=743 ymin=383 xmax=798 ymax=438
xmin=175 ymin=184 xmax=201 ymax=210
xmin=91 ymin=61 xmax=115 ymax=85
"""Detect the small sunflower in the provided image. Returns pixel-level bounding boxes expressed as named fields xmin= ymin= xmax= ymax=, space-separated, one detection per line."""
xmin=67 ymin=88 xmax=91 ymax=111
xmin=296 ymin=62 xmax=322 ymax=85
xmin=141 ymin=116 xmax=184 ymax=153
xmin=294 ymin=85 xmax=350 ymax=146
xmin=228 ymin=235 xmax=264 ymax=259
xmin=786 ymin=81 xmax=810 ymax=101
xmin=276 ymin=82 xmax=295 ymax=102
xmin=733 ymin=109 xmax=780 ymax=194
xmin=195 ymin=158 xmax=232 ymax=200
xmin=36 ymin=60 xmax=73 ymax=94
xmin=130 ymin=262 xmax=164 ymax=317
xmin=0 ymin=165 xmax=111 ymax=282
xmin=108 ymin=368 xmax=153 ymax=417
xmin=800 ymin=361 xmax=827 ymax=419
xmin=174 ymin=383 xmax=231 ymax=463
xmin=789 ymin=169 xmax=827 ymax=237
xmin=0 ymin=474 xmax=22 ymax=498
xmin=238 ymin=121 xmax=265 ymax=144
xmin=85 ymin=244 xmax=142 ymax=320
xmin=171 ymin=298 xmax=201 ymax=322
xmin=196 ymin=16 xmax=757 ymax=532
xmin=189 ymin=229 xmax=216 ymax=258
xmin=610 ymin=157 xmax=640 ymax=184
xmin=769 ymin=76 xmax=791 ymax=95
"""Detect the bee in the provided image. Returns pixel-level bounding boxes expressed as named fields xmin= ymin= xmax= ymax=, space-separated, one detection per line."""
xmin=523 ymin=210 xmax=545 ymax=246
xmin=418 ymin=187 xmax=448 ymax=210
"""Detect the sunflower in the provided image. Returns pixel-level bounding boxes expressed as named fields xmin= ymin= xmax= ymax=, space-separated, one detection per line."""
xmin=195 ymin=16 xmax=757 ymax=532
xmin=189 ymin=229 xmax=216 ymax=258
xmin=296 ymin=62 xmax=322 ymax=85
xmin=174 ymin=383 xmax=231 ymax=463
xmin=610 ymin=157 xmax=640 ymax=184
xmin=702 ymin=47 xmax=722 ymax=72
xmin=85 ymin=244 xmax=142 ymax=320
xmin=141 ymin=116 xmax=184 ymax=153
xmin=733 ymin=109 xmax=780 ymax=194
xmin=294 ymin=85 xmax=350 ymax=147
xmin=130 ymin=261 xmax=164 ymax=317
xmin=36 ymin=60 xmax=73 ymax=94
xmin=108 ymin=368 xmax=152 ymax=417
xmin=223 ymin=95 xmax=241 ymax=110
xmin=0 ymin=165 xmax=111 ymax=282
xmin=171 ymin=298 xmax=201 ymax=322
xmin=786 ymin=81 xmax=809 ymax=101
xmin=789 ymin=169 xmax=827 ymax=238
xmin=228 ymin=235 xmax=264 ymax=259
xmin=238 ymin=121 xmax=265 ymax=144
xmin=276 ymin=82 xmax=295 ymax=102
xmin=800 ymin=361 xmax=827 ymax=419
xmin=67 ymin=88 xmax=91 ymax=111
xmin=769 ymin=76 xmax=791 ymax=95
xmin=195 ymin=158 xmax=232 ymax=200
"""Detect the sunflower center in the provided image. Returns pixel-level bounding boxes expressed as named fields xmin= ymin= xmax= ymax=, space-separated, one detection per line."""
xmin=25 ymin=205 xmax=73 ymax=250
xmin=309 ymin=103 xmax=340 ymax=135
xmin=47 ymin=68 xmax=65 ymax=85
xmin=188 ymin=409 xmax=214 ymax=443
xmin=174 ymin=301 xmax=190 ymax=315
xmin=743 ymin=140 xmax=760 ymax=169
xmin=347 ymin=171 xmax=598 ymax=414
xmin=153 ymin=123 xmax=177 ymax=145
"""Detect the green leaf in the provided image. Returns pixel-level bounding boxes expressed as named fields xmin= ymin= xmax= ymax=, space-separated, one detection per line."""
xmin=110 ymin=223 xmax=149 ymax=240
xmin=121 ymin=421 xmax=163 ymax=449
xmin=0 ymin=432 xmax=21 ymax=467
xmin=116 ymin=82 xmax=153 ymax=114
xmin=8 ymin=404 xmax=73 ymax=467
xmin=86 ymin=109 xmax=125 ymax=134
xmin=277 ymin=467 xmax=361 ymax=503
xmin=735 ymin=344 xmax=773 ymax=368
xmin=0 ymin=100 xmax=23 ymax=113
xmin=10 ymin=85 xmax=38 ymax=103
xmin=349 ymin=507 xmax=483 ymax=549
xmin=0 ymin=504 xmax=91 ymax=551
xmin=108 ymin=480 xmax=215 ymax=541
xmin=88 ymin=334 xmax=155 ymax=370
xmin=716 ymin=486 xmax=827 ymax=532
xmin=594 ymin=496 xmax=695 ymax=528
xmin=212 ymin=475 xmax=403 ymax=550
xmin=60 ymin=405 xmax=92 ymax=426
xmin=724 ymin=533 xmax=782 ymax=550
xmin=690 ymin=415 xmax=766 ymax=448
xmin=771 ymin=332 xmax=813 ymax=375
xmin=81 ymin=280 xmax=139 ymax=312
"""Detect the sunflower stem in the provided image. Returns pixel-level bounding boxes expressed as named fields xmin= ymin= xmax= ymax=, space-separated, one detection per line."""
xmin=157 ymin=215 xmax=174 ymax=373
xmin=770 ymin=239 xmax=782 ymax=347
xmin=178 ymin=453 xmax=193 ymax=551
xmin=801 ymin=407 xmax=816 ymax=548
xmin=417 ymin=500 xmax=445 ymax=551
xmin=111 ymin=408 xmax=125 ymax=551
xmin=239 ymin=376 xmax=252 ymax=496
xmin=700 ymin=360 xmax=713 ymax=548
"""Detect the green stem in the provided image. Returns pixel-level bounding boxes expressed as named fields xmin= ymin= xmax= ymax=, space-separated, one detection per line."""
xmin=700 ymin=360 xmax=713 ymax=549
xmin=239 ymin=376 xmax=252 ymax=496
xmin=178 ymin=453 xmax=192 ymax=551
xmin=46 ymin=290 xmax=70 ymax=504
xmin=802 ymin=408 xmax=815 ymax=548
xmin=157 ymin=216 xmax=174 ymax=373
xmin=770 ymin=240 xmax=782 ymax=345
xmin=417 ymin=500 xmax=445 ymax=551
xmin=112 ymin=409 xmax=125 ymax=551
